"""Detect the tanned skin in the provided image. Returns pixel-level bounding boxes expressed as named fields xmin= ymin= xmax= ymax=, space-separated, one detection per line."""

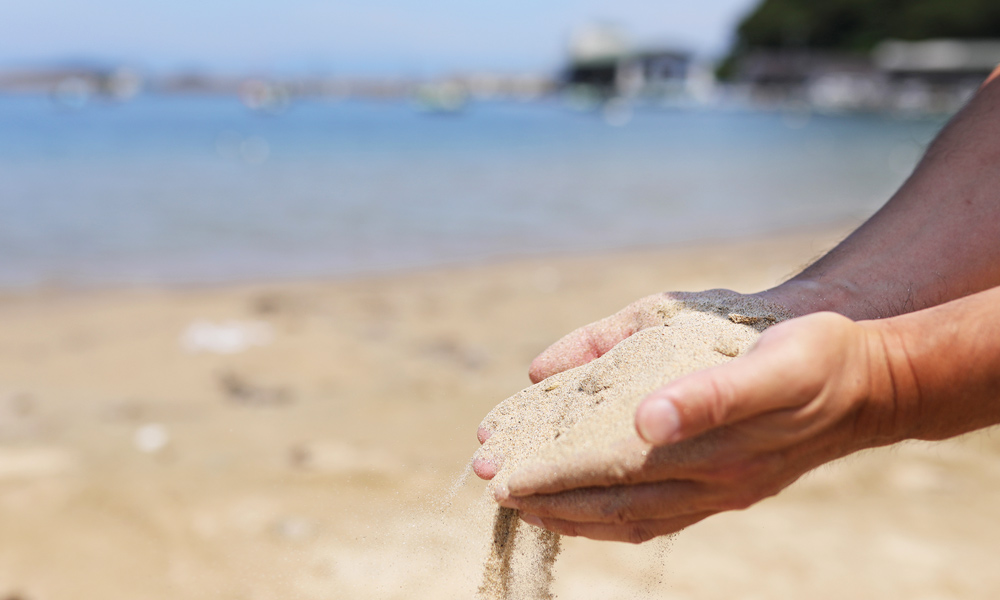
xmin=476 ymin=73 xmax=1000 ymax=543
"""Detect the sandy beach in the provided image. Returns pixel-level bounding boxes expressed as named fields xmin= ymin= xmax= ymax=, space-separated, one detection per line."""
xmin=3 ymin=226 xmax=1000 ymax=599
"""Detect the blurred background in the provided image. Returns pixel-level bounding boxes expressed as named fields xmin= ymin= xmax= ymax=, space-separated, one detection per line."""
xmin=4 ymin=1 xmax=1000 ymax=599
xmin=5 ymin=0 xmax=1000 ymax=286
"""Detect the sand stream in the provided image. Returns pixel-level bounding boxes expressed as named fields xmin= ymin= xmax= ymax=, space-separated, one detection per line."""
xmin=476 ymin=291 xmax=791 ymax=598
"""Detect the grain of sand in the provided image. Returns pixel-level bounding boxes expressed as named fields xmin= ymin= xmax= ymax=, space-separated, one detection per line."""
xmin=478 ymin=290 xmax=791 ymax=599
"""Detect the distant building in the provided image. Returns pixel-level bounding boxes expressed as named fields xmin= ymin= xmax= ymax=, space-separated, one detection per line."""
xmin=0 ymin=66 xmax=142 ymax=104
xmin=873 ymin=39 xmax=1000 ymax=82
xmin=563 ymin=23 xmax=630 ymax=93
xmin=561 ymin=24 xmax=703 ymax=101
xmin=728 ymin=39 xmax=1000 ymax=113
xmin=731 ymin=51 xmax=883 ymax=110
xmin=873 ymin=39 xmax=1000 ymax=112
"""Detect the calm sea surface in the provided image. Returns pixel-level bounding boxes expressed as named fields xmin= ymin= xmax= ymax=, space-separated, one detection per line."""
xmin=0 ymin=95 xmax=945 ymax=288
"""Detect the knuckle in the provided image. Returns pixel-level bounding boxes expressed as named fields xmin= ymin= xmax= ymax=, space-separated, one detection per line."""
xmin=757 ymin=482 xmax=783 ymax=501
xmin=739 ymin=456 xmax=771 ymax=479
xmin=636 ymin=294 xmax=676 ymax=326
xmin=717 ymin=478 xmax=777 ymax=512
xmin=581 ymin=327 xmax=605 ymax=357
xmin=602 ymin=496 xmax=636 ymax=525
xmin=704 ymin=454 xmax=771 ymax=483
xmin=627 ymin=296 xmax=657 ymax=314
xmin=473 ymin=445 xmax=501 ymax=466
xmin=702 ymin=459 xmax=743 ymax=484
xmin=528 ymin=362 xmax=547 ymax=383
xmin=705 ymin=458 xmax=777 ymax=511
xmin=724 ymin=490 xmax=759 ymax=511
xmin=612 ymin=505 xmax=635 ymax=525
xmin=704 ymin=375 xmax=737 ymax=427
xmin=626 ymin=524 xmax=657 ymax=545
xmin=548 ymin=519 xmax=577 ymax=537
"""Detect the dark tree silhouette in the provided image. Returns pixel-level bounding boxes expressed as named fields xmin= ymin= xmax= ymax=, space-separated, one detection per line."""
xmin=718 ymin=0 xmax=1000 ymax=77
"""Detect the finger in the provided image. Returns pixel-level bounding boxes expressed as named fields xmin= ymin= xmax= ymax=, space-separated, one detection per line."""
xmin=635 ymin=315 xmax=844 ymax=446
xmin=527 ymin=292 xmax=682 ymax=383
xmin=477 ymin=371 xmax=574 ymax=438
xmin=472 ymin=442 xmax=504 ymax=480
xmin=520 ymin=511 xmax=712 ymax=544
xmin=472 ymin=457 xmax=498 ymax=480
xmin=504 ymin=435 xmax=650 ymax=496
xmin=504 ymin=432 xmax=724 ymax=497
xmin=498 ymin=479 xmax=721 ymax=524
xmin=528 ymin=316 xmax=637 ymax=383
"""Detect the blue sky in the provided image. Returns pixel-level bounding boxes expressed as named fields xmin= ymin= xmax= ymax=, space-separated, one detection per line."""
xmin=0 ymin=0 xmax=759 ymax=75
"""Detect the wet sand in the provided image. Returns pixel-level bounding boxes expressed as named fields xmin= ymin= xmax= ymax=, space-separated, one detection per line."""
xmin=2 ymin=226 xmax=1000 ymax=599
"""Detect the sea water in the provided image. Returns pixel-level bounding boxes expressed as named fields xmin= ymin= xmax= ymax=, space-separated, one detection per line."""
xmin=0 ymin=95 xmax=945 ymax=288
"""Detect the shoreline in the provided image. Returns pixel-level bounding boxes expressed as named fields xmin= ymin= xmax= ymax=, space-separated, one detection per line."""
xmin=0 ymin=221 xmax=855 ymax=297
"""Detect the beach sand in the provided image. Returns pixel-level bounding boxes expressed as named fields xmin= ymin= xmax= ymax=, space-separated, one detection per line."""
xmin=3 ymin=226 xmax=1000 ymax=599
xmin=477 ymin=291 xmax=791 ymax=599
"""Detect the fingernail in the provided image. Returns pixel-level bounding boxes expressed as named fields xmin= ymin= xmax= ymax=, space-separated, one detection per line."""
xmin=521 ymin=514 xmax=543 ymax=528
xmin=473 ymin=455 xmax=499 ymax=480
xmin=477 ymin=427 xmax=492 ymax=444
xmin=637 ymin=396 xmax=680 ymax=445
xmin=492 ymin=484 xmax=510 ymax=503
xmin=505 ymin=469 xmax=536 ymax=498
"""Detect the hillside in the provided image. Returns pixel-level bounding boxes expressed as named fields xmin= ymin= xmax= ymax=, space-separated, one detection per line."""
xmin=719 ymin=0 xmax=1000 ymax=77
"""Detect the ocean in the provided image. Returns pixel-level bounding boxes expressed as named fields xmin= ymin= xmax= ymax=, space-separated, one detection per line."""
xmin=0 ymin=95 xmax=945 ymax=288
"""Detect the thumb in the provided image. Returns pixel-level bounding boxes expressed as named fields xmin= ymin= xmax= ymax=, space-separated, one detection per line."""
xmin=635 ymin=320 xmax=822 ymax=445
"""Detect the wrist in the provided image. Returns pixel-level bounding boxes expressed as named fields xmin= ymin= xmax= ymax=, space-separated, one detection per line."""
xmin=753 ymin=277 xmax=860 ymax=319
xmin=854 ymin=319 xmax=923 ymax=447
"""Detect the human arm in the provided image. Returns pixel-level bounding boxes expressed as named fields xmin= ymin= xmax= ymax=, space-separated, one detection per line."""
xmin=496 ymin=284 xmax=1000 ymax=543
xmin=760 ymin=71 xmax=1000 ymax=320
xmin=524 ymin=73 xmax=1000 ymax=388
xmin=474 ymin=73 xmax=1000 ymax=481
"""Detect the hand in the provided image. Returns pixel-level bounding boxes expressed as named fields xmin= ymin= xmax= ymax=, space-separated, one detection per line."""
xmin=473 ymin=290 xmax=791 ymax=483
xmin=496 ymin=312 xmax=898 ymax=543
xmin=525 ymin=292 xmax=697 ymax=385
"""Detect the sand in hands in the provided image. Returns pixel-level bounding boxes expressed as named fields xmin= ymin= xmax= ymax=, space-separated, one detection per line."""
xmin=476 ymin=290 xmax=791 ymax=599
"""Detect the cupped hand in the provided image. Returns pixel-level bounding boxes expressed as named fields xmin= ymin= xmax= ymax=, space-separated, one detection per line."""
xmin=497 ymin=312 xmax=898 ymax=543
xmin=525 ymin=293 xmax=691 ymax=385
xmin=473 ymin=290 xmax=790 ymax=481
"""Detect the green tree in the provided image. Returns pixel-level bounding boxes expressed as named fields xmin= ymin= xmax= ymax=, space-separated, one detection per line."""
xmin=718 ymin=0 xmax=1000 ymax=77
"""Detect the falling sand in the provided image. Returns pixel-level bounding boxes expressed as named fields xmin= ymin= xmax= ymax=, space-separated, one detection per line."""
xmin=476 ymin=290 xmax=792 ymax=599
